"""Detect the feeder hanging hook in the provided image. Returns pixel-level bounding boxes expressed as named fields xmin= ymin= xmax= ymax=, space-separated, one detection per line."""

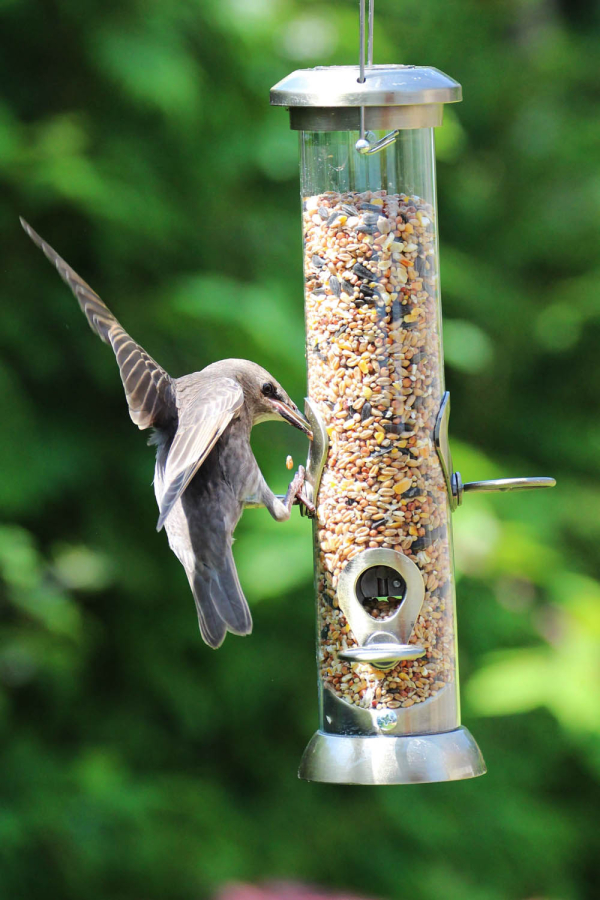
xmin=356 ymin=0 xmax=400 ymax=155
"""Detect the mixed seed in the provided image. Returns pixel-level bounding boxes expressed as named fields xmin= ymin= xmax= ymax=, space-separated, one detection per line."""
xmin=304 ymin=190 xmax=456 ymax=712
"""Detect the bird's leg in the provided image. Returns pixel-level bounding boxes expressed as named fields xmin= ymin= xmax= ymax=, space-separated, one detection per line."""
xmin=260 ymin=466 xmax=314 ymax=521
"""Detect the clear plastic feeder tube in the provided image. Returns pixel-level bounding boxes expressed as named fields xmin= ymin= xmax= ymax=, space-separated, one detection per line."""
xmin=301 ymin=126 xmax=459 ymax=734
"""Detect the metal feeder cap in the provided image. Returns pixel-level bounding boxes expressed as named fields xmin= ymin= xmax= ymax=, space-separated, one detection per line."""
xmin=270 ymin=65 xmax=462 ymax=109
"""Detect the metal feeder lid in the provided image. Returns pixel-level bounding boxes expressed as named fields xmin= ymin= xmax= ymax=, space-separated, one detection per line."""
xmin=270 ymin=65 xmax=462 ymax=109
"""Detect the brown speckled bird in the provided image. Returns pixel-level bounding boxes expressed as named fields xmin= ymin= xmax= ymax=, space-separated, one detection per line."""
xmin=21 ymin=219 xmax=313 ymax=648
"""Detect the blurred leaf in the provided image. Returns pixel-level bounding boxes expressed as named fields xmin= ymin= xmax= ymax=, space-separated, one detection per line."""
xmin=234 ymin=510 xmax=312 ymax=602
xmin=52 ymin=544 xmax=115 ymax=592
xmin=466 ymin=647 xmax=552 ymax=716
xmin=435 ymin=107 xmax=467 ymax=163
xmin=443 ymin=318 xmax=494 ymax=372
xmin=0 ymin=525 xmax=40 ymax=591
xmin=172 ymin=273 xmax=306 ymax=363
xmin=93 ymin=29 xmax=204 ymax=122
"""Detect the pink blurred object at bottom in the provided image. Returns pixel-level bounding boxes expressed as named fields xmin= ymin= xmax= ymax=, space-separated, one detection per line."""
xmin=216 ymin=882 xmax=377 ymax=900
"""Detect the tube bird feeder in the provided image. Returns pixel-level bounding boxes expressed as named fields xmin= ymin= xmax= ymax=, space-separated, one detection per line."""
xmin=270 ymin=4 xmax=555 ymax=785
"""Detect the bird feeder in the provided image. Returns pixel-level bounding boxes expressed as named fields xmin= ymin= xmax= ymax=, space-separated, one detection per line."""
xmin=270 ymin=1 xmax=555 ymax=785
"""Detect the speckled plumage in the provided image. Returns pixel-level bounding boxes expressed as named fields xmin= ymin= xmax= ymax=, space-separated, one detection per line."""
xmin=22 ymin=219 xmax=311 ymax=648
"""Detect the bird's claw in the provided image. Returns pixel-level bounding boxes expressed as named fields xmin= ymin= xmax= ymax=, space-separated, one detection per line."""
xmin=289 ymin=465 xmax=316 ymax=517
xmin=297 ymin=492 xmax=316 ymax=517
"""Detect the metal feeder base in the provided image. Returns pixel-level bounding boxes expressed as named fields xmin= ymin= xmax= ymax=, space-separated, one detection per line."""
xmin=298 ymin=727 xmax=486 ymax=785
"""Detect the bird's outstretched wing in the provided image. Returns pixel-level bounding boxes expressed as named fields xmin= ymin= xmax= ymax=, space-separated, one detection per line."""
xmin=20 ymin=218 xmax=175 ymax=430
xmin=156 ymin=377 xmax=244 ymax=531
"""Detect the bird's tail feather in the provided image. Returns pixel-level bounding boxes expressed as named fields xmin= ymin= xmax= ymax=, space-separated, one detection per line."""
xmin=195 ymin=584 xmax=227 ymax=650
xmin=189 ymin=550 xmax=252 ymax=649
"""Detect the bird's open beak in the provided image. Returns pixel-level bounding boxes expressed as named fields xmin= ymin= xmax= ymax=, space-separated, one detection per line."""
xmin=271 ymin=399 xmax=313 ymax=439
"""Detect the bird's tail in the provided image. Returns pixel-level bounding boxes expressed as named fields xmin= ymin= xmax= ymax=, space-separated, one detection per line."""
xmin=20 ymin=218 xmax=175 ymax=430
xmin=187 ymin=549 xmax=253 ymax=649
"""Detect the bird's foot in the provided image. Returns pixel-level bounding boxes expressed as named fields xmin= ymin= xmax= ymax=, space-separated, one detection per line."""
xmin=290 ymin=466 xmax=316 ymax=517
xmin=296 ymin=491 xmax=316 ymax=517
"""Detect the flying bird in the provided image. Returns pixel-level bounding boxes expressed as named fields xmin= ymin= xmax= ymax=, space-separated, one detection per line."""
xmin=21 ymin=218 xmax=313 ymax=648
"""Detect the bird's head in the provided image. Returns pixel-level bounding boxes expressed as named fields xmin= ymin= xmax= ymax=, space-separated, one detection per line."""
xmin=219 ymin=360 xmax=312 ymax=438
xmin=253 ymin=376 xmax=313 ymax=438
xmin=251 ymin=370 xmax=313 ymax=438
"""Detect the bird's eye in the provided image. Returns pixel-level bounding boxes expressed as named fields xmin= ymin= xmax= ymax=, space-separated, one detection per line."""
xmin=262 ymin=382 xmax=275 ymax=397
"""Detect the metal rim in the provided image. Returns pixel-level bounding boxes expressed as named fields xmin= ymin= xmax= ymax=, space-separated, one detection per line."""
xmin=288 ymin=104 xmax=444 ymax=132
xmin=299 ymin=727 xmax=487 ymax=785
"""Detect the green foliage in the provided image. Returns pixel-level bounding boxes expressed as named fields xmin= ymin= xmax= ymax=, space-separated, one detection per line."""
xmin=0 ymin=0 xmax=599 ymax=898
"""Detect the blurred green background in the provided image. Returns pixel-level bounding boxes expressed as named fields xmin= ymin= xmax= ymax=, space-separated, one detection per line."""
xmin=0 ymin=0 xmax=599 ymax=897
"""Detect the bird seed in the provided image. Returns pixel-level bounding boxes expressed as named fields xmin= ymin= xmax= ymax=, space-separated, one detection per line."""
xmin=303 ymin=189 xmax=456 ymax=712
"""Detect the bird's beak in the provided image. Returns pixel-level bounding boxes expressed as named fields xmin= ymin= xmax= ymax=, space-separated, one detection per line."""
xmin=271 ymin=399 xmax=313 ymax=439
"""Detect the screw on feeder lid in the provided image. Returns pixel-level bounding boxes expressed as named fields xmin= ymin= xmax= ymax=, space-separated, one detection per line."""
xmin=270 ymin=65 xmax=462 ymax=133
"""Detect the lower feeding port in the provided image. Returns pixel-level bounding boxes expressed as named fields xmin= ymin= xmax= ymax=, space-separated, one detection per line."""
xmin=335 ymin=549 xmax=427 ymax=669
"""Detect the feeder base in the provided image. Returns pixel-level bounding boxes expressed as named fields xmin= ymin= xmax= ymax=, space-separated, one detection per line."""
xmin=298 ymin=727 xmax=486 ymax=785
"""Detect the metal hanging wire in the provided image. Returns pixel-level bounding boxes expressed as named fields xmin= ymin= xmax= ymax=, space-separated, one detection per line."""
xmin=356 ymin=0 xmax=400 ymax=155
xmin=358 ymin=0 xmax=373 ymax=83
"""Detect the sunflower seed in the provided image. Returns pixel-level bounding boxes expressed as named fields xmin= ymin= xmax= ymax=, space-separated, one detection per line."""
xmin=353 ymin=263 xmax=373 ymax=279
xmin=358 ymin=202 xmax=384 ymax=212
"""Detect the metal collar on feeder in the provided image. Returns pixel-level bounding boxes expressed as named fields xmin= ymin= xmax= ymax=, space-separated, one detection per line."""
xmin=271 ymin=0 xmax=556 ymax=786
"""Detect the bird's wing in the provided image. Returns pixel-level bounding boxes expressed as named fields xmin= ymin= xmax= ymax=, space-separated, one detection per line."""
xmin=20 ymin=218 xmax=175 ymax=430
xmin=156 ymin=377 xmax=244 ymax=531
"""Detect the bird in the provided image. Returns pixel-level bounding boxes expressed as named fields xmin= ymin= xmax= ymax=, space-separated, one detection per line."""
xmin=21 ymin=218 xmax=313 ymax=648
